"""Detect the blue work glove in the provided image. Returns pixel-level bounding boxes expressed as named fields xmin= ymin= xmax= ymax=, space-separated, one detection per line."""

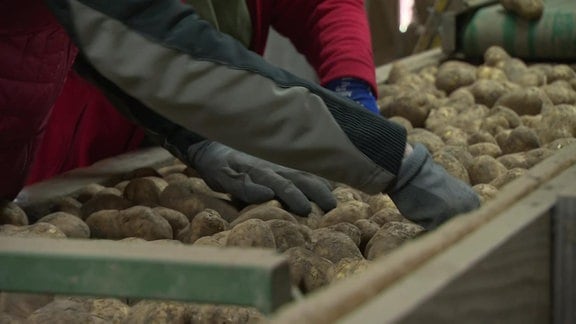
xmin=389 ymin=144 xmax=481 ymax=230
xmin=187 ymin=141 xmax=337 ymax=216
xmin=325 ymin=77 xmax=380 ymax=115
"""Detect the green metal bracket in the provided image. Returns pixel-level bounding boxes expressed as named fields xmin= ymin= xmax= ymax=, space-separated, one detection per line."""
xmin=0 ymin=237 xmax=292 ymax=314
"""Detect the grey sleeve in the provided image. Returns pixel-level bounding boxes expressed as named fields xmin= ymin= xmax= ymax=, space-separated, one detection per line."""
xmin=44 ymin=0 xmax=407 ymax=194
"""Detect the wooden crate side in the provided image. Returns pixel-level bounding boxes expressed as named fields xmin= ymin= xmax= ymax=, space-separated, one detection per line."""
xmin=270 ymin=146 xmax=576 ymax=324
xmin=340 ymin=167 xmax=576 ymax=323
xmin=0 ymin=237 xmax=292 ymax=314
xmin=553 ymin=193 xmax=576 ymax=323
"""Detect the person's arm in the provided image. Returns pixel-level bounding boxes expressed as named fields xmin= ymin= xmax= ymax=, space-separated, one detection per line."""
xmin=271 ymin=0 xmax=380 ymax=114
xmin=44 ymin=0 xmax=406 ymax=195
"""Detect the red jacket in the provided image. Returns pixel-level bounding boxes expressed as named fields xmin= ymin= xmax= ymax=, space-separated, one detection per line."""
xmin=23 ymin=0 xmax=376 ymax=185
xmin=0 ymin=1 xmax=77 ymax=198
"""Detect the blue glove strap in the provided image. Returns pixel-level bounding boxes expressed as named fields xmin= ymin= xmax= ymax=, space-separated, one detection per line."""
xmin=325 ymin=77 xmax=380 ymax=115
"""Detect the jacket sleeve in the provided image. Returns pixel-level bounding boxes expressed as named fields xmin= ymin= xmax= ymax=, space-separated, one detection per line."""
xmin=271 ymin=0 xmax=378 ymax=96
xmin=44 ymin=0 xmax=405 ymax=194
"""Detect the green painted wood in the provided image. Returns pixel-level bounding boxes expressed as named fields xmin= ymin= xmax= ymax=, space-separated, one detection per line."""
xmin=0 ymin=237 xmax=292 ymax=314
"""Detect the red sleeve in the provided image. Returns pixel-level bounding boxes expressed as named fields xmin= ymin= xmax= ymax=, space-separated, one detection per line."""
xmin=271 ymin=0 xmax=378 ymax=96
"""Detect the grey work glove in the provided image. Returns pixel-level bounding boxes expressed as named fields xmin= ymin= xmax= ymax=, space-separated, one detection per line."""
xmin=187 ymin=141 xmax=337 ymax=216
xmin=389 ymin=144 xmax=481 ymax=230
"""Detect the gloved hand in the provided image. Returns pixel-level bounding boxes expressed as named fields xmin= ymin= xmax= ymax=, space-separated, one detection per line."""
xmin=187 ymin=141 xmax=337 ymax=216
xmin=389 ymin=144 xmax=481 ymax=230
xmin=325 ymin=77 xmax=380 ymax=115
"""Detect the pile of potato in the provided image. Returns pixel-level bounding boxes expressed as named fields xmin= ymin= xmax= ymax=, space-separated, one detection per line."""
xmin=1 ymin=46 xmax=575 ymax=322
xmin=381 ymin=46 xmax=576 ymax=202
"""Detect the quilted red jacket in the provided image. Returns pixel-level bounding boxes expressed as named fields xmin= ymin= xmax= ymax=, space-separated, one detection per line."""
xmin=0 ymin=1 xmax=77 ymax=198
xmin=21 ymin=0 xmax=377 ymax=186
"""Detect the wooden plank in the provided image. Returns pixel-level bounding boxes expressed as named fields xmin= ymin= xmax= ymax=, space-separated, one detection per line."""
xmin=375 ymin=48 xmax=446 ymax=84
xmin=270 ymin=144 xmax=576 ymax=324
xmin=553 ymin=193 xmax=576 ymax=323
xmin=0 ymin=237 xmax=292 ymax=314
xmin=15 ymin=147 xmax=174 ymax=221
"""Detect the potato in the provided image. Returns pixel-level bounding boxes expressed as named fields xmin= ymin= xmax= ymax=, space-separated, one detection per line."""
xmin=192 ymin=235 xmax=224 ymax=247
xmin=152 ymin=206 xmax=189 ymax=236
xmin=86 ymin=206 xmax=173 ymax=240
xmin=266 ymin=219 xmax=308 ymax=252
xmin=445 ymin=87 xmax=476 ymax=107
xmin=190 ymin=304 xmax=263 ymax=324
xmin=451 ymin=104 xmax=489 ymax=134
xmin=500 ymin=0 xmax=543 ymax=20
xmin=536 ymin=104 xmax=576 ymax=144
xmin=80 ymin=194 xmax=133 ymax=220
xmin=501 ymin=58 xmax=529 ymax=84
xmin=37 ymin=212 xmax=90 ymax=239
xmin=384 ymin=91 xmax=437 ymax=127
xmin=497 ymin=148 xmax=554 ymax=169
xmin=123 ymin=178 xmax=164 ymax=207
xmin=495 ymin=87 xmax=551 ymax=115
xmin=469 ymin=155 xmax=508 ymax=185
xmin=473 ymin=184 xmax=499 ymax=203
xmin=468 ymin=142 xmax=502 ymax=158
xmin=499 ymin=126 xmax=541 ymax=154
xmin=312 ymin=231 xmax=363 ymax=263
xmin=332 ymin=258 xmax=371 ymax=282
xmin=283 ymin=247 xmax=334 ymax=292
xmin=160 ymin=184 xmax=238 ymax=222
xmin=231 ymin=205 xmax=297 ymax=227
xmin=55 ymin=296 xmax=130 ymax=323
xmin=407 ymin=128 xmax=445 ymax=154
xmin=370 ymin=208 xmax=404 ymax=226
xmin=50 ymin=196 xmax=82 ymax=217
xmin=547 ymin=64 xmax=576 ymax=83
xmin=75 ymin=183 xmax=106 ymax=203
xmin=125 ymin=300 xmax=191 ymax=324
xmin=469 ymin=79 xmax=507 ymax=107
xmin=226 ymin=218 xmax=276 ymax=249
xmin=324 ymin=222 xmax=362 ymax=247
xmin=163 ymin=173 xmax=188 ymax=185
xmin=425 ymin=106 xmax=458 ymax=132
xmin=480 ymin=115 xmax=510 ymax=135
xmin=177 ymin=209 xmax=228 ymax=244
xmin=490 ymin=168 xmax=527 ymax=188
xmin=320 ymin=200 xmax=371 ymax=227
xmin=541 ymin=82 xmax=576 ymax=105
xmin=97 ymin=187 xmax=123 ymax=197
xmin=27 ymin=299 xmax=94 ymax=324
xmin=483 ymin=46 xmax=510 ymax=68
xmin=468 ymin=131 xmax=497 ymax=145
xmin=0 ymin=292 xmax=53 ymax=319
xmin=435 ymin=61 xmax=477 ymax=94
xmin=489 ymin=106 xmax=521 ymax=129
xmin=365 ymin=222 xmax=424 ymax=260
xmin=432 ymin=150 xmax=470 ymax=183
xmin=0 ymin=223 xmax=66 ymax=239
xmin=0 ymin=201 xmax=28 ymax=226
xmin=365 ymin=193 xmax=396 ymax=214
xmin=476 ymin=65 xmax=508 ymax=82
xmin=332 ymin=186 xmax=365 ymax=204
xmin=436 ymin=125 xmax=468 ymax=147
xmin=354 ymin=219 xmax=381 ymax=250
xmin=438 ymin=145 xmax=475 ymax=169
xmin=520 ymin=114 xmax=543 ymax=130
xmin=157 ymin=164 xmax=187 ymax=177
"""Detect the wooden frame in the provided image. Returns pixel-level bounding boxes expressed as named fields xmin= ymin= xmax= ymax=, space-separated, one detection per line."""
xmin=270 ymin=144 xmax=576 ymax=323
